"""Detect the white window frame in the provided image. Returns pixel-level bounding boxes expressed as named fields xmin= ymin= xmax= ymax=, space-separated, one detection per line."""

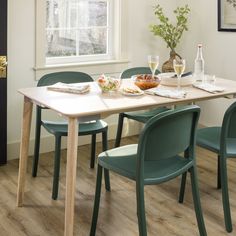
xmin=35 ymin=0 xmax=128 ymax=75
xmin=46 ymin=0 xmax=113 ymax=65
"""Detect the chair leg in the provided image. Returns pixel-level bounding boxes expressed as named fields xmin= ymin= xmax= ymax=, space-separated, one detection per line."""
xmin=102 ymin=129 xmax=108 ymax=151
xmin=217 ymin=155 xmax=221 ymax=189
xmin=102 ymin=130 xmax=110 ymax=191
xmin=178 ymin=149 xmax=189 ymax=203
xmin=32 ymin=115 xmax=41 ymax=177
xmin=114 ymin=113 xmax=125 ymax=148
xmin=90 ymin=165 xmax=103 ymax=236
xmin=90 ymin=134 xmax=96 ymax=168
xmin=220 ymin=156 xmax=232 ymax=232
xmin=179 ymin=172 xmax=187 ymax=203
xmin=52 ymin=136 xmax=62 ymax=200
xmin=189 ymin=166 xmax=207 ymax=236
xmin=136 ymin=182 xmax=147 ymax=236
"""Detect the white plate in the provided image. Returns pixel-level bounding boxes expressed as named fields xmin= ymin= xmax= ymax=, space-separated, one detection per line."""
xmin=121 ymin=89 xmax=144 ymax=96
xmin=159 ymin=73 xmax=193 ymax=87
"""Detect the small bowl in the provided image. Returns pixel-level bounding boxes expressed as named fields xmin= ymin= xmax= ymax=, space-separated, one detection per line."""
xmin=97 ymin=75 xmax=121 ymax=93
xmin=133 ymin=74 xmax=161 ymax=90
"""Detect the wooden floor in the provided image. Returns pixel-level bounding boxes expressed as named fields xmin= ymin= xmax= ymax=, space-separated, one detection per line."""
xmin=0 ymin=136 xmax=236 ymax=236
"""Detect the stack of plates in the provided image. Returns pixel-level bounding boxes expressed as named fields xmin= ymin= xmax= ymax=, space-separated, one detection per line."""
xmin=158 ymin=73 xmax=193 ymax=87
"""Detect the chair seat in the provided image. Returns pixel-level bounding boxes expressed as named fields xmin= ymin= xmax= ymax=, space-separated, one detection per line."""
xmin=197 ymin=127 xmax=236 ymax=156
xmin=42 ymin=120 xmax=108 ymax=136
xmin=98 ymin=144 xmax=193 ymax=184
xmin=124 ymin=107 xmax=169 ymax=123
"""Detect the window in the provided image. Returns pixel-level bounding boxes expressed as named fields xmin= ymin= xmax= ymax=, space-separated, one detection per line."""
xmin=46 ymin=0 xmax=113 ymax=65
xmin=36 ymin=0 xmax=127 ymax=68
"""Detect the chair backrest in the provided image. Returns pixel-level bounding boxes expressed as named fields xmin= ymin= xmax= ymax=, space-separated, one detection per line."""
xmin=120 ymin=67 xmax=160 ymax=79
xmin=221 ymin=102 xmax=236 ymax=151
xmin=137 ymin=105 xmax=200 ymax=163
xmin=37 ymin=71 xmax=93 ymax=87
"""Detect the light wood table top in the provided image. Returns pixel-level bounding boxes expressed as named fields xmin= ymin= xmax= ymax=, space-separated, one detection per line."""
xmin=18 ymin=78 xmax=236 ymax=118
xmin=17 ymin=77 xmax=236 ymax=236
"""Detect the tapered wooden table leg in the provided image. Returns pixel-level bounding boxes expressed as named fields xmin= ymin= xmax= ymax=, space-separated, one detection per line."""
xmin=64 ymin=117 xmax=78 ymax=236
xmin=17 ymin=97 xmax=33 ymax=206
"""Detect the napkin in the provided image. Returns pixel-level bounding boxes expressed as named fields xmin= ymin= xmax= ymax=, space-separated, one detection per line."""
xmin=47 ymin=82 xmax=90 ymax=94
xmin=193 ymin=83 xmax=224 ymax=93
xmin=145 ymin=88 xmax=187 ymax=99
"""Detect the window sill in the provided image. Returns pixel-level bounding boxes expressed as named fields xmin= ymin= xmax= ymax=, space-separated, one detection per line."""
xmin=34 ymin=59 xmax=130 ymax=80
xmin=34 ymin=59 xmax=129 ymax=71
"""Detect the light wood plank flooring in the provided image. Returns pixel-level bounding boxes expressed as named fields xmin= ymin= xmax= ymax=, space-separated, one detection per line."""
xmin=0 ymin=136 xmax=236 ymax=236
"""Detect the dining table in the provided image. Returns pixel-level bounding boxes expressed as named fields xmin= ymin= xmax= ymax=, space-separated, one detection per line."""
xmin=17 ymin=77 xmax=236 ymax=236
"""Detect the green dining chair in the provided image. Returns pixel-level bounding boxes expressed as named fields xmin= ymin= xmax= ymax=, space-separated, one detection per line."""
xmin=32 ymin=71 xmax=110 ymax=200
xmin=179 ymin=101 xmax=236 ymax=233
xmin=90 ymin=105 xmax=207 ymax=236
xmin=114 ymin=67 xmax=169 ymax=147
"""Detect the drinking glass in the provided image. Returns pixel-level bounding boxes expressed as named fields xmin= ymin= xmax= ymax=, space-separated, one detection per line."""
xmin=173 ymin=59 xmax=186 ymax=91
xmin=204 ymin=74 xmax=216 ymax=84
xmin=148 ymin=55 xmax=159 ymax=78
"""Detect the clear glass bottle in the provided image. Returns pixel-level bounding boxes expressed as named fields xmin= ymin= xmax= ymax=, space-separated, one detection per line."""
xmin=194 ymin=44 xmax=205 ymax=82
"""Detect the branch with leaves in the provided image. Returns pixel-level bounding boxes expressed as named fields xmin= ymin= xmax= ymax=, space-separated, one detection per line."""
xmin=150 ymin=4 xmax=190 ymax=51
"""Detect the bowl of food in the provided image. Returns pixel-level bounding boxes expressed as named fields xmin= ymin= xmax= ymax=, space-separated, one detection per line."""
xmin=97 ymin=74 xmax=121 ymax=93
xmin=133 ymin=74 xmax=161 ymax=90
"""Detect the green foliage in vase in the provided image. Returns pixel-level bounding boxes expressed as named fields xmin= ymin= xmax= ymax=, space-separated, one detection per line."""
xmin=150 ymin=4 xmax=190 ymax=51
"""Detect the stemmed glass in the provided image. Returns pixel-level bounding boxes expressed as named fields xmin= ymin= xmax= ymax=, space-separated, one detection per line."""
xmin=173 ymin=58 xmax=186 ymax=91
xmin=148 ymin=55 xmax=159 ymax=78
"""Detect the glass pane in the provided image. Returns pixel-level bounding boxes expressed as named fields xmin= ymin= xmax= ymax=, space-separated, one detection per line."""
xmin=78 ymin=28 xmax=107 ymax=55
xmin=70 ymin=8 xmax=77 ymax=28
xmin=46 ymin=30 xmax=76 ymax=57
xmin=47 ymin=0 xmax=107 ymax=28
xmin=78 ymin=1 xmax=107 ymax=27
xmin=46 ymin=0 xmax=60 ymax=28
xmin=46 ymin=0 xmax=109 ymax=59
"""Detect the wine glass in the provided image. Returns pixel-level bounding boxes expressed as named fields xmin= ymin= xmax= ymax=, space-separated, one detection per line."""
xmin=173 ymin=59 xmax=186 ymax=91
xmin=148 ymin=55 xmax=159 ymax=78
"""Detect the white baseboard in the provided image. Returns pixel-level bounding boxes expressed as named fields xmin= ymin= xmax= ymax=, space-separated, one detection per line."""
xmin=7 ymin=120 xmax=142 ymax=160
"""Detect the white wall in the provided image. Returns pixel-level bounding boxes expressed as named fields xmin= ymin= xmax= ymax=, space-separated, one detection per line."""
xmin=179 ymin=0 xmax=236 ymax=126
xmin=8 ymin=0 xmax=36 ymax=159
xmin=7 ymin=0 xmax=176 ymax=160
